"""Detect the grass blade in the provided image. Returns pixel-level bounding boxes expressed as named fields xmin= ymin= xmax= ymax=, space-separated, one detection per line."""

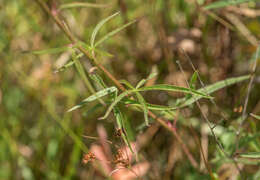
xmin=59 ymin=2 xmax=108 ymax=10
xmin=67 ymin=86 xmax=117 ymax=112
xmin=91 ymin=12 xmax=120 ymax=48
xmin=95 ymin=19 xmax=136 ymax=47
xmin=204 ymin=0 xmax=254 ymax=10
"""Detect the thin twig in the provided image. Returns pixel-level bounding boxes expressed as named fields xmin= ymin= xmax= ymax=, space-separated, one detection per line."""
xmin=176 ymin=60 xmax=242 ymax=176
xmin=235 ymin=45 xmax=260 ymax=151
xmin=34 ymin=0 xmax=199 ymax=169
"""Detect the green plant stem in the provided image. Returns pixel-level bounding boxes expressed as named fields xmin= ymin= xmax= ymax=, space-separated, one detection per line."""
xmin=34 ymin=0 xmax=198 ymax=169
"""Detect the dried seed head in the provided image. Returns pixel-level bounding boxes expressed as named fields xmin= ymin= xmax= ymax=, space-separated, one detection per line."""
xmin=113 ymin=149 xmax=129 ymax=167
xmin=82 ymin=152 xmax=96 ymax=164
xmin=114 ymin=128 xmax=123 ymax=138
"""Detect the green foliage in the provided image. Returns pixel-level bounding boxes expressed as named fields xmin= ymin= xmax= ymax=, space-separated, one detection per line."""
xmin=204 ymin=0 xmax=256 ymax=10
xmin=59 ymin=2 xmax=108 ymax=10
xmin=1 ymin=0 xmax=259 ymax=179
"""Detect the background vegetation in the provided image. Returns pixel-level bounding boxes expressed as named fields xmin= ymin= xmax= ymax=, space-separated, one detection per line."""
xmin=1 ymin=0 xmax=260 ymax=179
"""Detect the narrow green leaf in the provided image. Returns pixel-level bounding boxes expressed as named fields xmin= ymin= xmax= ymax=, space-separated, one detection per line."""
xmin=59 ymin=2 xmax=108 ymax=10
xmin=113 ymin=106 xmax=134 ymax=153
xmin=137 ymin=84 xmax=211 ymax=98
xmin=90 ymin=73 xmax=107 ymax=89
xmin=120 ymin=80 xmax=150 ymax=126
xmin=67 ymin=86 xmax=117 ymax=112
xmin=239 ymin=152 xmax=260 ymax=158
xmin=135 ymin=93 xmax=149 ymax=126
xmin=99 ymin=90 xmax=133 ymax=120
xmin=177 ymin=75 xmax=250 ymax=107
xmin=204 ymin=0 xmax=254 ymax=10
xmin=78 ymin=41 xmax=114 ymax=57
xmin=54 ymin=60 xmax=75 ymax=73
xmin=123 ymin=99 xmax=178 ymax=111
xmin=26 ymin=47 xmax=70 ymax=55
xmin=95 ymin=19 xmax=136 ymax=47
xmin=250 ymin=113 xmax=260 ymax=120
xmin=136 ymin=70 xmax=158 ymax=89
xmin=189 ymin=71 xmax=198 ymax=90
xmin=91 ymin=12 xmax=120 ymax=48
xmin=71 ymin=50 xmax=99 ymax=99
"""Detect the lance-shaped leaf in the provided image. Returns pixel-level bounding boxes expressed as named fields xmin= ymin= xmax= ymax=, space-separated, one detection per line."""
xmin=204 ymin=0 xmax=254 ymax=10
xmin=238 ymin=152 xmax=260 ymax=159
xmin=120 ymin=80 xmax=150 ymax=126
xmin=95 ymin=19 xmax=137 ymax=47
xmin=99 ymin=90 xmax=133 ymax=120
xmin=123 ymin=99 xmax=178 ymax=111
xmin=250 ymin=113 xmax=260 ymax=120
xmin=137 ymin=84 xmax=211 ymax=98
xmin=59 ymin=2 xmax=108 ymax=10
xmin=176 ymin=75 xmax=250 ymax=107
xmin=91 ymin=12 xmax=120 ymax=48
xmin=54 ymin=60 xmax=75 ymax=73
xmin=67 ymin=86 xmax=117 ymax=112
xmin=25 ymin=46 xmax=71 ymax=55
xmin=113 ymin=106 xmax=134 ymax=153
xmin=136 ymin=70 xmax=158 ymax=89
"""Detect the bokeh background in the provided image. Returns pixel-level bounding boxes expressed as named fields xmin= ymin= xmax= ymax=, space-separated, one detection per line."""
xmin=1 ymin=0 xmax=260 ymax=179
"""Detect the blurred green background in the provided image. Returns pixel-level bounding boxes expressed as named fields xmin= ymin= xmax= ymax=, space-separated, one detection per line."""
xmin=1 ymin=0 xmax=260 ymax=179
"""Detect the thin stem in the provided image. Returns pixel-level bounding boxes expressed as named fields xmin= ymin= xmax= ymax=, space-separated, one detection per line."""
xmin=235 ymin=44 xmax=260 ymax=151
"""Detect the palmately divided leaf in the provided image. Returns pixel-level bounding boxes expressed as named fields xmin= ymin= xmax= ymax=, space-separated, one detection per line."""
xmin=67 ymin=86 xmax=117 ymax=112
